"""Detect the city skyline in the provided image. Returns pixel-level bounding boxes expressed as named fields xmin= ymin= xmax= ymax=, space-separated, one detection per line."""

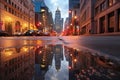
xmin=44 ymin=0 xmax=68 ymax=20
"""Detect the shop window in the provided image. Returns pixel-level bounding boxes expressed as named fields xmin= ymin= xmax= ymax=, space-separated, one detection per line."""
xmin=118 ymin=9 xmax=120 ymax=31
xmin=108 ymin=12 xmax=114 ymax=32
xmin=100 ymin=16 xmax=105 ymax=33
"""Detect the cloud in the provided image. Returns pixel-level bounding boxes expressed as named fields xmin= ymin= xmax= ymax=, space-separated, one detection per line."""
xmin=44 ymin=0 xmax=68 ymax=20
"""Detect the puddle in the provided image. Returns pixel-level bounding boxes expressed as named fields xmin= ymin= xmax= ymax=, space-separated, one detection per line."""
xmin=0 ymin=44 xmax=120 ymax=80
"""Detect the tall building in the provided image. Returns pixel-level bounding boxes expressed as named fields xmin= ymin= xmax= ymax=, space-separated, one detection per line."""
xmin=34 ymin=0 xmax=54 ymax=33
xmin=55 ymin=8 xmax=63 ymax=34
xmin=69 ymin=0 xmax=80 ymax=35
xmin=0 ymin=0 xmax=35 ymax=35
xmin=79 ymin=0 xmax=96 ymax=35
xmin=33 ymin=0 xmax=43 ymax=12
xmin=69 ymin=0 xmax=80 ymax=23
xmin=64 ymin=17 xmax=69 ymax=29
xmin=94 ymin=0 xmax=120 ymax=34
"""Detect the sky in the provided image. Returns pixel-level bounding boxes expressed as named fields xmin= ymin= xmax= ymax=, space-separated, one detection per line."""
xmin=44 ymin=0 xmax=69 ymax=21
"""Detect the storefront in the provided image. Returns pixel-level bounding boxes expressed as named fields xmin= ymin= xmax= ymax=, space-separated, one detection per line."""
xmin=118 ymin=9 xmax=120 ymax=31
xmin=100 ymin=16 xmax=105 ymax=33
xmin=108 ymin=12 xmax=115 ymax=32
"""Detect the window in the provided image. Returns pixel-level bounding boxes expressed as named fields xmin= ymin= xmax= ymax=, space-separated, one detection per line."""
xmin=8 ymin=0 xmax=11 ymax=4
xmin=95 ymin=7 xmax=99 ymax=15
xmin=108 ymin=0 xmax=116 ymax=6
xmin=100 ymin=1 xmax=106 ymax=12
xmin=9 ymin=7 xmax=11 ymax=13
xmin=12 ymin=9 xmax=14 ymax=14
xmin=5 ymin=0 xmax=7 ymax=3
xmin=4 ymin=5 xmax=7 ymax=11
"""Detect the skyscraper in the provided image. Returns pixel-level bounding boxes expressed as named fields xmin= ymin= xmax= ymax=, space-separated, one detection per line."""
xmin=69 ymin=0 xmax=80 ymax=22
xmin=55 ymin=8 xmax=63 ymax=34
xmin=33 ymin=0 xmax=54 ymax=32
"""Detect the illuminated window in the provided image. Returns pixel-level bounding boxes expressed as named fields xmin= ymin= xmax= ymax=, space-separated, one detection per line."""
xmin=108 ymin=0 xmax=116 ymax=6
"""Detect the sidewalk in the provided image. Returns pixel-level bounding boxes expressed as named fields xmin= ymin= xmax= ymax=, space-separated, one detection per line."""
xmin=84 ymin=32 xmax=120 ymax=36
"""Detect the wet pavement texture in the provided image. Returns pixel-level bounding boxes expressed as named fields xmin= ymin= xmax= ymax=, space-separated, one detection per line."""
xmin=0 ymin=40 xmax=120 ymax=80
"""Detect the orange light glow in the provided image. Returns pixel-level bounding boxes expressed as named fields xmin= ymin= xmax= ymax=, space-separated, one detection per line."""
xmin=74 ymin=58 xmax=77 ymax=62
xmin=74 ymin=16 xmax=77 ymax=19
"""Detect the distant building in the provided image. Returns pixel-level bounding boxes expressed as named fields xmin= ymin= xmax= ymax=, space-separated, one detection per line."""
xmin=55 ymin=8 xmax=63 ymax=33
xmin=64 ymin=17 xmax=69 ymax=29
xmin=0 ymin=0 xmax=35 ymax=35
xmin=94 ymin=0 xmax=120 ymax=34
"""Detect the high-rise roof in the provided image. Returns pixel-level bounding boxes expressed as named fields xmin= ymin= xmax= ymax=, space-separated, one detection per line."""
xmin=33 ymin=0 xmax=47 ymax=12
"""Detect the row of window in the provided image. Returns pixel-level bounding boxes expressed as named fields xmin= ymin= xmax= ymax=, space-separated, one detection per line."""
xmin=3 ymin=0 xmax=32 ymax=21
xmin=95 ymin=0 xmax=116 ymax=15
xmin=4 ymin=5 xmax=29 ymax=21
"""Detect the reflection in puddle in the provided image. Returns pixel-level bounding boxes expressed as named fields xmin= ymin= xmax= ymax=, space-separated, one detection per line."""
xmin=0 ymin=44 xmax=120 ymax=80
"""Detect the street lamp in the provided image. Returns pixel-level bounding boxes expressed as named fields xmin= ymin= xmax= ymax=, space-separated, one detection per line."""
xmin=41 ymin=8 xmax=46 ymax=33
xmin=74 ymin=16 xmax=77 ymax=35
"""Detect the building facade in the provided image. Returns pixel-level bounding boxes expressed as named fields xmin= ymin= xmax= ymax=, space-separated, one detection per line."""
xmin=69 ymin=0 xmax=80 ymax=35
xmin=69 ymin=0 xmax=80 ymax=23
xmin=94 ymin=0 xmax=120 ymax=34
xmin=55 ymin=8 xmax=63 ymax=34
xmin=0 ymin=0 xmax=35 ymax=35
xmin=34 ymin=0 xmax=53 ymax=33
xmin=79 ymin=0 xmax=96 ymax=35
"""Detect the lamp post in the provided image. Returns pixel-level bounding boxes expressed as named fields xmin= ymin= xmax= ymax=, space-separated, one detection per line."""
xmin=74 ymin=16 xmax=77 ymax=35
xmin=41 ymin=8 xmax=46 ymax=33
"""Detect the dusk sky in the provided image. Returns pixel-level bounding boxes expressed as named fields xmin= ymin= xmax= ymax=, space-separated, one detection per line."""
xmin=44 ymin=0 xmax=69 ymax=20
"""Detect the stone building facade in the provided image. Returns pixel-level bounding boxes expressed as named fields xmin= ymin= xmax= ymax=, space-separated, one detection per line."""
xmin=0 ymin=0 xmax=35 ymax=35
xmin=94 ymin=0 xmax=120 ymax=34
xmin=79 ymin=0 xmax=96 ymax=34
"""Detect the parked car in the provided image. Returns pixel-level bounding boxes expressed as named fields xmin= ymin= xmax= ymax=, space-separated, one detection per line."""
xmin=0 ymin=30 xmax=9 ymax=37
xmin=23 ymin=30 xmax=36 ymax=36
xmin=36 ymin=30 xmax=44 ymax=36
xmin=13 ymin=32 xmax=23 ymax=36
xmin=44 ymin=32 xmax=50 ymax=36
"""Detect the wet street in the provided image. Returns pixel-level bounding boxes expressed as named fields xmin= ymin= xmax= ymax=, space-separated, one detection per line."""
xmin=0 ymin=36 xmax=120 ymax=80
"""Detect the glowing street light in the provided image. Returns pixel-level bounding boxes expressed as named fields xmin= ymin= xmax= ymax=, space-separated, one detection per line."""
xmin=74 ymin=58 xmax=77 ymax=62
xmin=41 ymin=9 xmax=45 ymax=12
xmin=74 ymin=16 xmax=77 ymax=19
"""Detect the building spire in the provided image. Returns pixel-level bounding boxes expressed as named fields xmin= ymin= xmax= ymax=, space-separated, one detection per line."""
xmin=56 ymin=7 xmax=60 ymax=11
